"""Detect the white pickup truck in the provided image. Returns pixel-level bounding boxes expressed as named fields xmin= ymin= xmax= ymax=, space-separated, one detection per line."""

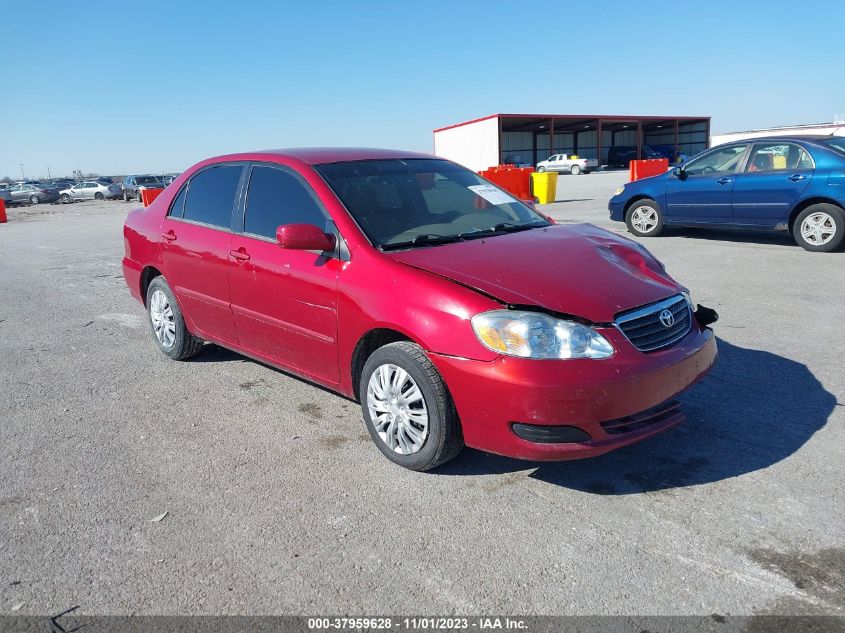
xmin=536 ymin=154 xmax=597 ymax=175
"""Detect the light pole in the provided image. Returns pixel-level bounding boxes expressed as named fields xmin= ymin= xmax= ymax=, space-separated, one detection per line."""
xmin=47 ymin=166 xmax=52 ymax=179
xmin=19 ymin=163 xmax=25 ymax=180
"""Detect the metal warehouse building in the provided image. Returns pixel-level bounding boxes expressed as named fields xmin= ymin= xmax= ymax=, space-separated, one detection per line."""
xmin=433 ymin=113 xmax=711 ymax=172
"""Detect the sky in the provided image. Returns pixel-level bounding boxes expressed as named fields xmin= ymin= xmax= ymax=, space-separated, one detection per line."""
xmin=2 ymin=0 xmax=843 ymax=179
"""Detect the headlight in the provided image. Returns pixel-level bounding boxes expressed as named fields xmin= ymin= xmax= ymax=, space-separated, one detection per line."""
xmin=613 ymin=186 xmax=625 ymax=196
xmin=471 ymin=310 xmax=614 ymax=359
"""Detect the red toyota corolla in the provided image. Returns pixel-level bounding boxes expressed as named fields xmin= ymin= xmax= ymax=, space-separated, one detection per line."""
xmin=122 ymin=148 xmax=718 ymax=471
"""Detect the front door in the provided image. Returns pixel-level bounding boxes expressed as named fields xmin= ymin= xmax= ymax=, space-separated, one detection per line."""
xmin=228 ymin=164 xmax=340 ymax=383
xmin=731 ymin=142 xmax=814 ymax=227
xmin=665 ymin=143 xmax=749 ymax=224
xmin=159 ymin=163 xmax=244 ymax=345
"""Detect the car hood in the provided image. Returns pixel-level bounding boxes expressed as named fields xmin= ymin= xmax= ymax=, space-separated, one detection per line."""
xmin=386 ymin=224 xmax=683 ymax=323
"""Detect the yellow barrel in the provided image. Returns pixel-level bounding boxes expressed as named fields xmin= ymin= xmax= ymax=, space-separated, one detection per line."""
xmin=530 ymin=171 xmax=558 ymax=204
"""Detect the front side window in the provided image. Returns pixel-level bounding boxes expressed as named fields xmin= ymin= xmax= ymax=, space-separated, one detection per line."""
xmin=315 ymin=158 xmax=550 ymax=250
xmin=243 ymin=166 xmax=325 ymax=239
xmin=182 ymin=165 xmax=242 ymax=228
xmin=746 ymin=143 xmax=813 ymax=172
xmin=683 ymin=145 xmax=748 ymax=176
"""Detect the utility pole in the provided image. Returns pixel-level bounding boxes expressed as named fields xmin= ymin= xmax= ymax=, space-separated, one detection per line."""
xmin=47 ymin=166 xmax=52 ymax=179
xmin=19 ymin=163 xmax=25 ymax=180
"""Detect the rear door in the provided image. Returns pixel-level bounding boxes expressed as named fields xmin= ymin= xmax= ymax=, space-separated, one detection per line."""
xmin=665 ymin=143 xmax=749 ymax=224
xmin=228 ymin=163 xmax=341 ymax=383
xmin=731 ymin=142 xmax=814 ymax=227
xmin=159 ymin=163 xmax=245 ymax=345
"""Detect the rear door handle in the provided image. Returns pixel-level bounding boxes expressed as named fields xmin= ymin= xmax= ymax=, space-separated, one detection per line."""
xmin=717 ymin=177 xmax=732 ymax=185
xmin=229 ymin=248 xmax=250 ymax=262
xmin=788 ymin=174 xmax=806 ymax=182
xmin=161 ymin=230 xmax=176 ymax=241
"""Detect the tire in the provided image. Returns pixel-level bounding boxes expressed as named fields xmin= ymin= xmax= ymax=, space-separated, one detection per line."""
xmin=625 ymin=198 xmax=665 ymax=237
xmin=29 ymin=195 xmax=40 ymax=204
xmin=123 ymin=192 xmax=130 ymax=202
xmin=60 ymin=193 xmax=71 ymax=203
xmin=145 ymin=276 xmax=204 ymax=360
xmin=95 ymin=192 xmax=104 ymax=200
xmin=537 ymin=166 xmax=546 ymax=172
xmin=359 ymin=341 xmax=463 ymax=471
xmin=792 ymin=204 xmax=845 ymax=252
xmin=570 ymin=165 xmax=581 ymax=175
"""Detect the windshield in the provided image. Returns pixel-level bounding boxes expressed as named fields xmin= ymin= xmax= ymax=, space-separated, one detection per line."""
xmin=820 ymin=138 xmax=845 ymax=155
xmin=136 ymin=176 xmax=162 ymax=185
xmin=315 ymin=159 xmax=549 ymax=249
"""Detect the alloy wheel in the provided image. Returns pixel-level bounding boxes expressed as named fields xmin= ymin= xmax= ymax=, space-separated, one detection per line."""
xmin=366 ymin=363 xmax=429 ymax=455
xmin=631 ymin=206 xmax=659 ymax=233
xmin=149 ymin=289 xmax=176 ymax=348
xmin=800 ymin=212 xmax=837 ymax=246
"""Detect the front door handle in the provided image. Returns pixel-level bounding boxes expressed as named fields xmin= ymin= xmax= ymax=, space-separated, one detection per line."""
xmin=717 ymin=177 xmax=732 ymax=185
xmin=788 ymin=174 xmax=806 ymax=182
xmin=229 ymin=248 xmax=250 ymax=262
xmin=161 ymin=230 xmax=177 ymax=241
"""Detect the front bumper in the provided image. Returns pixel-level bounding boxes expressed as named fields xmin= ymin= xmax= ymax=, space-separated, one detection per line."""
xmin=429 ymin=323 xmax=717 ymax=461
xmin=608 ymin=196 xmax=626 ymax=221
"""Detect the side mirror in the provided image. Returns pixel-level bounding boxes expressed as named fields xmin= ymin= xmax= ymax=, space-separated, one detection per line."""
xmin=673 ymin=167 xmax=687 ymax=181
xmin=276 ymin=223 xmax=336 ymax=252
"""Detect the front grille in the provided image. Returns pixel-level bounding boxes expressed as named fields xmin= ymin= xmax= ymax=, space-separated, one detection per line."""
xmin=615 ymin=295 xmax=691 ymax=352
xmin=600 ymin=400 xmax=684 ymax=436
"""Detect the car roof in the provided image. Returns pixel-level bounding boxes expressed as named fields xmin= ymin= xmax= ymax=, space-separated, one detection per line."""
xmin=724 ymin=134 xmax=838 ymax=144
xmin=213 ymin=147 xmax=436 ymax=166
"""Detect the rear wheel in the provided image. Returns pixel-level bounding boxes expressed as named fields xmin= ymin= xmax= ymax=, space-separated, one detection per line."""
xmin=793 ymin=204 xmax=844 ymax=252
xmin=145 ymin=276 xmax=204 ymax=360
xmin=625 ymin=198 xmax=665 ymax=237
xmin=570 ymin=164 xmax=582 ymax=175
xmin=360 ymin=342 xmax=463 ymax=471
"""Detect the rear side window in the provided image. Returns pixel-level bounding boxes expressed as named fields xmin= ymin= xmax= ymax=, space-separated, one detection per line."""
xmin=182 ymin=165 xmax=242 ymax=228
xmin=243 ymin=166 xmax=325 ymax=239
xmin=168 ymin=185 xmax=187 ymax=218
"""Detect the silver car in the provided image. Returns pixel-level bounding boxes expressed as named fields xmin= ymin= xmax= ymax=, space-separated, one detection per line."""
xmin=59 ymin=181 xmax=122 ymax=202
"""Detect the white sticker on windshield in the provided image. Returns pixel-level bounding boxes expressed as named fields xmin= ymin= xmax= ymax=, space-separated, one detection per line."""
xmin=467 ymin=184 xmax=517 ymax=206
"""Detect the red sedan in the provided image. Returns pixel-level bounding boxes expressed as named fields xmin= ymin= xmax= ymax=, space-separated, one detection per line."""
xmin=122 ymin=148 xmax=718 ymax=471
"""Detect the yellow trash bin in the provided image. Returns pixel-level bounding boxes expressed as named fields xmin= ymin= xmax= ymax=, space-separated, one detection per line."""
xmin=531 ymin=171 xmax=558 ymax=204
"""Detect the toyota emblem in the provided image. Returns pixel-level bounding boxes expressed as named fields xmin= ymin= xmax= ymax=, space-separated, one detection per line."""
xmin=659 ymin=309 xmax=675 ymax=328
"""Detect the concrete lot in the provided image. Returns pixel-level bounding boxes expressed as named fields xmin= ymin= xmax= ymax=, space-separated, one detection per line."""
xmin=1 ymin=176 xmax=843 ymax=617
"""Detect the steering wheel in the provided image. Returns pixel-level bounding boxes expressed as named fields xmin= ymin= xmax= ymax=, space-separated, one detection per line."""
xmin=701 ymin=165 xmax=717 ymax=175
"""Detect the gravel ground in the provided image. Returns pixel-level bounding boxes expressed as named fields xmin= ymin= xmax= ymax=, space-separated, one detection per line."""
xmin=0 ymin=181 xmax=843 ymax=617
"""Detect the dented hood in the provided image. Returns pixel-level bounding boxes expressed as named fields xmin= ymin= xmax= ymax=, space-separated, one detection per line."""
xmin=386 ymin=224 xmax=683 ymax=323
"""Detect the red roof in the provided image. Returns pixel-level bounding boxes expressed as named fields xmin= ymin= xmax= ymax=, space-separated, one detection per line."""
xmin=252 ymin=147 xmax=434 ymax=164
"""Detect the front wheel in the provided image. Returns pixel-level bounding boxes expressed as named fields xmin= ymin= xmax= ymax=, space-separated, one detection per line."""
xmin=60 ymin=193 xmax=71 ymax=203
xmin=793 ymin=204 xmax=844 ymax=252
xmin=537 ymin=166 xmax=546 ymax=172
xmin=29 ymin=195 xmax=40 ymax=204
xmin=625 ymin=199 xmax=665 ymax=237
xmin=94 ymin=192 xmax=104 ymax=200
xmin=360 ymin=342 xmax=463 ymax=471
xmin=145 ymin=276 xmax=204 ymax=360
xmin=570 ymin=165 xmax=582 ymax=175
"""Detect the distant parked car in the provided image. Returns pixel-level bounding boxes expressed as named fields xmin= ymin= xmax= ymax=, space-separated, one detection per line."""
xmin=162 ymin=173 xmax=180 ymax=186
xmin=609 ymin=135 xmax=845 ymax=252
xmin=122 ymin=175 xmax=164 ymax=202
xmin=60 ymin=181 xmax=122 ymax=202
xmin=7 ymin=183 xmax=60 ymax=205
xmin=503 ymin=155 xmax=532 ymax=168
xmin=0 ymin=188 xmax=11 ymax=206
xmin=536 ymin=153 xmax=596 ymax=175
xmin=607 ymin=145 xmax=673 ymax=168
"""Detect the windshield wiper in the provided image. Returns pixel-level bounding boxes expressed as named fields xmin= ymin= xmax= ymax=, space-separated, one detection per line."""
xmin=458 ymin=221 xmax=547 ymax=239
xmin=379 ymin=233 xmax=464 ymax=251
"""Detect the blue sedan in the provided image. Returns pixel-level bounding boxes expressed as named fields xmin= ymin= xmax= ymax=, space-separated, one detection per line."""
xmin=608 ymin=136 xmax=845 ymax=252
